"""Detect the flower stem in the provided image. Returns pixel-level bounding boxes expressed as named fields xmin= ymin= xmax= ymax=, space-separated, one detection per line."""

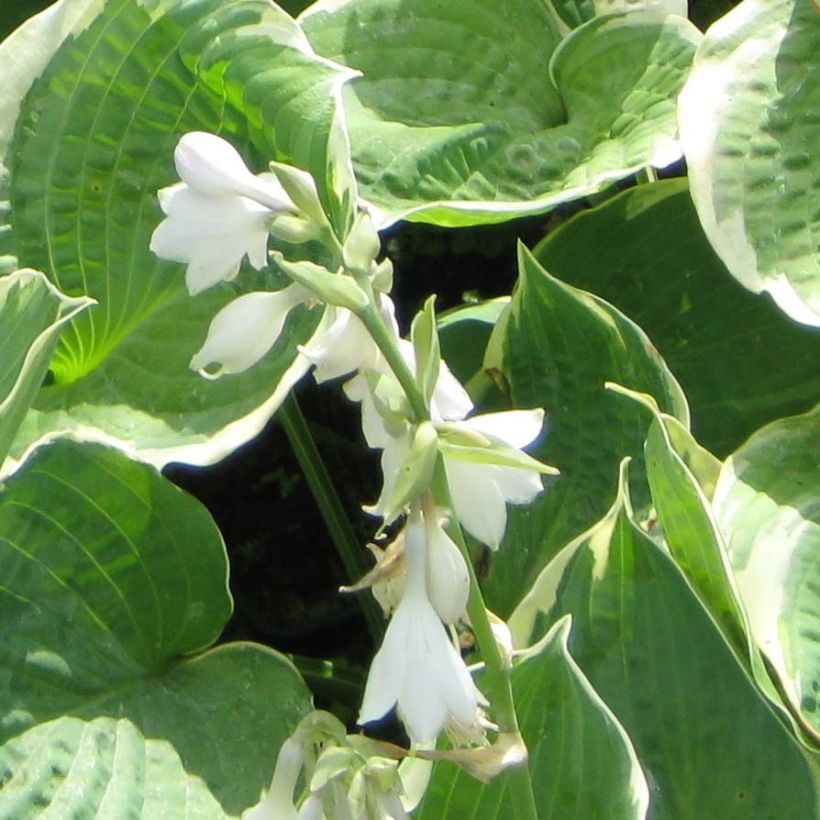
xmin=280 ymin=393 xmax=384 ymax=642
xmin=352 ymin=275 xmax=430 ymax=423
xmin=432 ymin=460 xmax=539 ymax=819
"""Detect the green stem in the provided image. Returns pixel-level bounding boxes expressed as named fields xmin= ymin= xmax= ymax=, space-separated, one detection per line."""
xmin=353 ymin=277 xmax=429 ymax=423
xmin=431 ymin=463 xmax=538 ymax=819
xmin=280 ymin=393 xmax=383 ymax=642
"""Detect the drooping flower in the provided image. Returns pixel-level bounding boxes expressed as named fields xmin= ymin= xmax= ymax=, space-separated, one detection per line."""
xmin=189 ymin=284 xmax=310 ymax=379
xmin=442 ymin=409 xmax=546 ymax=549
xmin=150 ymin=131 xmax=302 ymax=295
xmin=300 ymin=293 xmax=398 ymax=385
xmin=359 ymin=507 xmax=483 ymax=743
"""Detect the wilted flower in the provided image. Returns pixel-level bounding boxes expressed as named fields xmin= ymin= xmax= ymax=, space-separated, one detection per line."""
xmin=359 ymin=507 xmax=484 ymax=743
xmin=150 ymin=131 xmax=303 ymax=295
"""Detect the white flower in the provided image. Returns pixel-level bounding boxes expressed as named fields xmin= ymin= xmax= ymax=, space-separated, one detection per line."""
xmin=150 ymin=131 xmax=300 ymax=295
xmin=442 ymin=409 xmax=545 ymax=549
xmin=190 ymin=289 xmax=398 ymax=381
xmin=242 ymin=737 xmax=303 ymax=820
xmin=424 ymin=512 xmax=469 ymax=625
xmin=190 ymin=284 xmax=309 ymax=378
xmin=359 ymin=508 xmax=483 ymax=743
xmin=301 ymin=294 xmax=398 ymax=385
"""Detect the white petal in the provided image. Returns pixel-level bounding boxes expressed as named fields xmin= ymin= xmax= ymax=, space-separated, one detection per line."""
xmin=425 ymin=518 xmax=469 ymax=624
xmin=190 ymin=285 xmax=307 ymax=378
xmin=301 ymin=308 xmax=379 ymax=383
xmin=460 ymin=408 xmax=544 ymax=449
xmin=242 ymin=737 xmax=302 ymax=819
xmin=444 ymin=457 xmax=508 ymax=549
xmin=492 ymin=464 xmax=543 ymax=505
xmin=175 ymin=131 xmax=256 ymax=196
xmin=360 ymin=512 xmax=483 ymax=743
xmin=344 ymin=373 xmax=393 ymax=449
xmin=150 ymin=187 xmax=273 ymax=295
xmin=395 ymin=601 xmax=481 ymax=742
xmin=359 ymin=609 xmax=409 ymax=725
xmin=430 ymin=361 xmax=473 ymax=422
xmin=297 ymin=795 xmax=323 ymax=820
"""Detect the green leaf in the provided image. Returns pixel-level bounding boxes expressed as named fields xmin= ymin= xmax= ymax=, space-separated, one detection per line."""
xmin=0 ymin=441 xmax=312 ymax=815
xmin=549 ymin=0 xmax=687 ymax=30
xmin=679 ymin=0 xmax=820 ymax=326
xmin=533 ymin=179 xmax=820 ymax=456
xmin=611 ymin=386 xmax=749 ymax=653
xmin=0 ymin=715 xmax=226 ymax=818
xmin=420 ymin=615 xmax=649 ymax=819
xmin=438 ymin=297 xmax=509 ymax=404
xmin=0 ymin=269 xmax=92 ymax=470
xmin=480 ymin=244 xmax=688 ymax=615
xmin=714 ymin=406 xmax=820 ymax=742
xmin=1 ymin=0 xmax=356 ymax=467
xmin=411 ymin=295 xmax=441 ymax=406
xmin=510 ymin=461 xmax=819 ymax=818
xmin=302 ymin=2 xmax=701 ymax=226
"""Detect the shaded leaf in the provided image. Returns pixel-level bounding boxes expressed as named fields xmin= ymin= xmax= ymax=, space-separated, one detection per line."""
xmin=420 ymin=615 xmax=649 ymax=819
xmin=0 ymin=441 xmax=312 ymax=815
xmin=480 ymin=244 xmax=688 ymax=615
xmin=534 ymin=179 xmax=820 ymax=455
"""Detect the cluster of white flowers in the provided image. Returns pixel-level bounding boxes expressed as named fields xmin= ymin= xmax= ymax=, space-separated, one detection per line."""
xmin=151 ymin=132 xmax=551 ymax=750
xmin=242 ymin=712 xmax=414 ymax=819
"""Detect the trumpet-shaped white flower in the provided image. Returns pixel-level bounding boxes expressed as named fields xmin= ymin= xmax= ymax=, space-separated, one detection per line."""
xmin=190 ymin=284 xmax=310 ymax=378
xmin=150 ymin=131 xmax=301 ymax=295
xmin=190 ymin=286 xmax=399 ymax=381
xmin=443 ymin=409 xmax=545 ymax=549
xmin=359 ymin=508 xmax=483 ymax=743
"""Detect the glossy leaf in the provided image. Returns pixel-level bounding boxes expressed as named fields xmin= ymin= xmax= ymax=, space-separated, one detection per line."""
xmin=714 ymin=406 xmax=820 ymax=742
xmin=679 ymin=0 xmax=820 ymax=326
xmin=0 ymin=441 xmax=312 ymax=815
xmin=302 ymin=0 xmax=700 ymax=227
xmin=420 ymin=615 xmax=649 ymax=819
xmin=479 ymin=244 xmax=688 ymax=615
xmin=1 ymin=0 xmax=355 ymax=468
xmin=534 ymin=179 xmax=820 ymax=456
xmin=511 ymin=462 xmax=818 ymax=818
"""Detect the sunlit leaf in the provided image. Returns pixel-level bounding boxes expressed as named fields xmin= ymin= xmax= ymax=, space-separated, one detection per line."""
xmin=714 ymin=405 xmax=820 ymax=743
xmin=420 ymin=614 xmax=649 ymax=819
xmin=0 ymin=269 xmax=92 ymax=470
xmin=679 ymin=0 xmax=820 ymax=326
xmin=1 ymin=0 xmax=356 ymax=468
xmin=303 ymin=0 xmax=700 ymax=226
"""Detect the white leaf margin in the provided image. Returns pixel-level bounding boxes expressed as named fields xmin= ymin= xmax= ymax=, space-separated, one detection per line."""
xmin=678 ymin=0 xmax=820 ymax=327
